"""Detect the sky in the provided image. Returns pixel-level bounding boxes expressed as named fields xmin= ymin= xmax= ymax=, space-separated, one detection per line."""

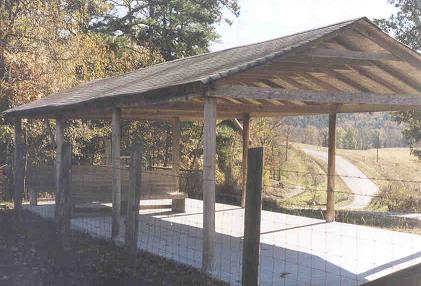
xmin=211 ymin=0 xmax=397 ymax=52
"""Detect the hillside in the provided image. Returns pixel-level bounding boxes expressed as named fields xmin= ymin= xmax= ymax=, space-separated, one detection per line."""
xmin=283 ymin=113 xmax=407 ymax=149
xmin=266 ymin=146 xmax=352 ymax=208
xmin=295 ymin=143 xmax=421 ymax=211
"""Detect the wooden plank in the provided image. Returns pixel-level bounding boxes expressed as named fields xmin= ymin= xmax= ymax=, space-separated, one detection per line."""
xmin=306 ymin=47 xmax=399 ymax=61
xmin=299 ymin=73 xmax=341 ymax=91
xmin=375 ymin=62 xmax=421 ymax=92
xmin=326 ymin=113 xmax=336 ymax=222
xmin=348 ymin=65 xmax=406 ymax=94
xmin=212 ymin=85 xmax=421 ymax=106
xmin=241 ymin=114 xmax=250 ymax=208
xmin=334 ymin=34 xmax=421 ymax=92
xmin=353 ymin=22 xmax=421 ymax=69
xmin=126 ymin=143 xmax=142 ymax=286
xmin=13 ymin=119 xmax=24 ymax=212
xmin=112 ymin=107 xmax=122 ymax=240
xmin=241 ymin=147 xmax=264 ymax=286
xmin=328 ymin=70 xmax=372 ymax=92
xmin=202 ymin=95 xmax=216 ymax=273
xmin=171 ymin=118 xmax=185 ymax=212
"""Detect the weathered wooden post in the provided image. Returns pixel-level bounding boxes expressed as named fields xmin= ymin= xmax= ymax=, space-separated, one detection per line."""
xmin=241 ymin=114 xmax=250 ymax=208
xmin=242 ymin=147 xmax=264 ymax=286
xmin=55 ymin=118 xmax=65 ymax=222
xmin=171 ymin=118 xmax=184 ymax=212
xmin=326 ymin=112 xmax=337 ymax=222
xmin=13 ymin=119 xmax=24 ymax=212
xmin=202 ymin=95 xmax=216 ymax=273
xmin=126 ymin=143 xmax=142 ymax=286
xmin=56 ymin=143 xmax=72 ymax=248
xmin=112 ymin=107 xmax=122 ymax=240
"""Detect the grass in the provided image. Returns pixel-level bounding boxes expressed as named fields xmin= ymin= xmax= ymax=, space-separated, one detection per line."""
xmin=0 ymin=208 xmax=226 ymax=286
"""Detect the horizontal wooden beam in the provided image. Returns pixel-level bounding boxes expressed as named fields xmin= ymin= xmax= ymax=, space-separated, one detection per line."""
xmin=306 ymin=48 xmax=399 ymax=62
xmin=211 ymin=84 xmax=421 ymax=108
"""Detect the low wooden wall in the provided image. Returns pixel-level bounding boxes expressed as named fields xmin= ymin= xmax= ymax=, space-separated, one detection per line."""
xmin=27 ymin=165 xmax=180 ymax=203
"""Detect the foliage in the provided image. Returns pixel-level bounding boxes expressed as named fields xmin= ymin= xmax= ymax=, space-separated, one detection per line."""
xmin=372 ymin=182 xmax=421 ymax=212
xmin=0 ymin=0 xmax=239 ymax=172
xmin=91 ymin=0 xmax=240 ymax=60
xmin=284 ymin=113 xmax=407 ymax=150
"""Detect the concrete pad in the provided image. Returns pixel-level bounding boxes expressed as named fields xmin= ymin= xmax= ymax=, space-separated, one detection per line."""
xmin=24 ymin=199 xmax=421 ymax=285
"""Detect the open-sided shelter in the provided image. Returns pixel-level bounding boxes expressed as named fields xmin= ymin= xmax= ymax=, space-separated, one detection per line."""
xmin=4 ymin=17 xmax=421 ymax=272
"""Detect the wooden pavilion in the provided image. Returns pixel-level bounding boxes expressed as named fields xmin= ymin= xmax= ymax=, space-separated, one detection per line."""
xmin=4 ymin=17 xmax=421 ymax=273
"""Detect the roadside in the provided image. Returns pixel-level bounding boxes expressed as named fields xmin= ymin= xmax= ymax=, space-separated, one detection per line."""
xmin=302 ymin=148 xmax=380 ymax=209
xmin=0 ymin=209 xmax=225 ymax=286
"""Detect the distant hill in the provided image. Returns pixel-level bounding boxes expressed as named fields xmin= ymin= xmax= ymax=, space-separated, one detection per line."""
xmin=281 ymin=112 xmax=407 ymax=149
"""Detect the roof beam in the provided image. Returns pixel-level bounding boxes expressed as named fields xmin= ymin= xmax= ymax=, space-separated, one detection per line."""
xmin=306 ymin=48 xmax=399 ymax=62
xmin=375 ymin=62 xmax=421 ymax=92
xmin=327 ymin=70 xmax=372 ymax=92
xmin=353 ymin=22 xmax=421 ymax=69
xmin=211 ymin=85 xmax=421 ymax=108
xmin=347 ymin=65 xmax=406 ymax=94
xmin=298 ymin=73 xmax=341 ymax=91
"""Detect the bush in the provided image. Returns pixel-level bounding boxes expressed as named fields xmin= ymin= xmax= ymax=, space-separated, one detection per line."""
xmin=373 ymin=182 xmax=421 ymax=212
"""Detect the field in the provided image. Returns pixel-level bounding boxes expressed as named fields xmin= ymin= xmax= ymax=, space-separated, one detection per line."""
xmin=294 ymin=143 xmax=421 ymax=211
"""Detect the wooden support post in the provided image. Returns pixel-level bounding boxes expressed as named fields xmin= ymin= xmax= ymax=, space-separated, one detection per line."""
xmin=112 ymin=107 xmax=122 ymax=240
xmin=171 ymin=118 xmax=184 ymax=212
xmin=326 ymin=112 xmax=337 ymax=222
xmin=56 ymin=143 xmax=72 ymax=248
xmin=126 ymin=143 xmax=142 ymax=285
xmin=202 ymin=95 xmax=216 ymax=273
xmin=242 ymin=147 xmax=264 ymax=286
xmin=55 ymin=118 xmax=64 ymax=221
xmin=13 ymin=119 xmax=24 ymax=212
xmin=241 ymin=114 xmax=250 ymax=208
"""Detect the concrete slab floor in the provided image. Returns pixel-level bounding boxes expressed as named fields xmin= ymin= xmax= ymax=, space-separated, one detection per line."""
xmin=24 ymin=199 xmax=421 ymax=286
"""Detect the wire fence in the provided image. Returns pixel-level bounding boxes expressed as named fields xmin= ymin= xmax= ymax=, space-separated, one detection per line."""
xmin=21 ymin=158 xmax=421 ymax=286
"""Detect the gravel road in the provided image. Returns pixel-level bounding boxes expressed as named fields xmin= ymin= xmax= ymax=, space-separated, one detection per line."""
xmin=302 ymin=148 xmax=380 ymax=209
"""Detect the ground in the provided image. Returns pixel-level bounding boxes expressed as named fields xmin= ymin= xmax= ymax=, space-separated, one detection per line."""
xmin=0 ymin=208 xmax=225 ymax=286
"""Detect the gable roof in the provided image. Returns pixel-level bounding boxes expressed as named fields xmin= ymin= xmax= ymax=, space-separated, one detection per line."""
xmin=4 ymin=18 xmax=365 ymax=117
xmin=4 ymin=17 xmax=421 ymax=118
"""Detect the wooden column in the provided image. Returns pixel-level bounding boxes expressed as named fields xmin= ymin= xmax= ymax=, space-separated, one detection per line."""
xmin=13 ymin=119 xmax=24 ymax=212
xmin=241 ymin=114 xmax=250 ymax=208
xmin=112 ymin=107 xmax=122 ymax=239
xmin=326 ymin=112 xmax=337 ymax=222
xmin=202 ymin=95 xmax=216 ymax=273
xmin=55 ymin=118 xmax=65 ymax=221
xmin=242 ymin=147 xmax=264 ymax=286
xmin=171 ymin=118 xmax=184 ymax=212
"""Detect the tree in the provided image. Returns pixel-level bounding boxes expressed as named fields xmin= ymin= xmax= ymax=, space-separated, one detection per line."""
xmin=91 ymin=0 xmax=240 ymax=60
xmin=375 ymin=0 xmax=421 ymax=156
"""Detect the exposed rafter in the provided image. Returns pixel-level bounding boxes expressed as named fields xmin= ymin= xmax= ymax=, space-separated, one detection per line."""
xmin=306 ymin=48 xmax=399 ymax=62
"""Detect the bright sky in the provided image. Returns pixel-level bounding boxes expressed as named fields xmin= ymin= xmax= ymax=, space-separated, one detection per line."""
xmin=212 ymin=0 xmax=396 ymax=52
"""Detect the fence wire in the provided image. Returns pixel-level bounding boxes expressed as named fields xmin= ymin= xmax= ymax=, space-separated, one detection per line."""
xmin=22 ymin=163 xmax=421 ymax=286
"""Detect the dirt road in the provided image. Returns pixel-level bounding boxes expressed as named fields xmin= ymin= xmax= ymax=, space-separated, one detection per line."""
xmin=302 ymin=148 xmax=380 ymax=209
